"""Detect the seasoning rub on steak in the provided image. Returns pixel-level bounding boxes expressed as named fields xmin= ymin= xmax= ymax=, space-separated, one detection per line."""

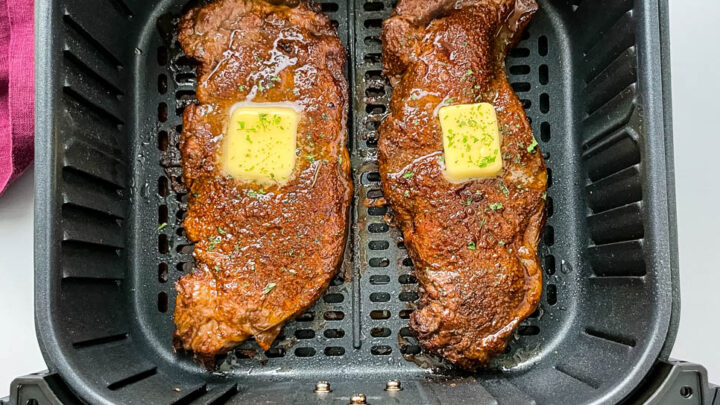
xmin=379 ymin=0 xmax=547 ymax=369
xmin=173 ymin=0 xmax=351 ymax=364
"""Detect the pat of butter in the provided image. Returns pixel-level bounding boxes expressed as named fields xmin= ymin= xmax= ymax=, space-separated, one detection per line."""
xmin=439 ymin=103 xmax=502 ymax=181
xmin=221 ymin=106 xmax=299 ymax=184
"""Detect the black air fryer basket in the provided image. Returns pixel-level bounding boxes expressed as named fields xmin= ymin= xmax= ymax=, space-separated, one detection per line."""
xmin=8 ymin=0 xmax=717 ymax=404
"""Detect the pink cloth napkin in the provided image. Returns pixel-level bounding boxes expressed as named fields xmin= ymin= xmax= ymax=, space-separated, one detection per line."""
xmin=0 ymin=0 xmax=33 ymax=196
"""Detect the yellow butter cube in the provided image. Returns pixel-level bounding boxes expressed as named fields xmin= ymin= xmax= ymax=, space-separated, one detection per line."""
xmin=439 ymin=103 xmax=502 ymax=181
xmin=221 ymin=105 xmax=299 ymax=184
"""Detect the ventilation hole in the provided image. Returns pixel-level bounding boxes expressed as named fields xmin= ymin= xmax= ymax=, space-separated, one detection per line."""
xmin=397 ymin=241 xmax=406 ymax=249
xmin=157 ymin=130 xmax=168 ymax=151
xmin=294 ymin=329 xmax=315 ymax=339
xmin=266 ymin=348 xmax=285 ymax=358
xmin=26 ymin=400 xmax=39 ymax=405
xmin=521 ymin=99 xmax=532 ymax=109
xmin=370 ymin=292 xmax=391 ymax=302
xmin=331 ymin=274 xmax=345 ymax=286
xmin=400 ymin=345 xmax=421 ymax=355
xmin=176 ymin=124 xmax=183 ymax=134
xmin=680 ymin=386 xmax=693 ymax=399
xmin=544 ymin=225 xmax=554 ymax=245
xmin=157 ymin=74 xmax=168 ymax=94
xmin=158 ymin=176 xmax=169 ymax=196
xmin=509 ymin=48 xmax=530 ymax=58
xmin=175 ymin=72 xmax=195 ymax=84
xmin=371 ymin=327 xmax=391 ymax=337
xmin=365 ymin=70 xmax=384 ymax=82
xmin=399 ymin=274 xmax=417 ymax=284
xmin=547 ymin=167 xmax=552 ymax=187
xmin=369 ymin=257 xmax=390 ymax=267
xmin=158 ymin=234 xmax=169 ymax=254
xmin=177 ymin=262 xmax=192 ymax=272
xmin=511 ymin=82 xmax=531 ymax=92
xmin=324 ymin=347 xmax=345 ymax=356
xmin=365 ymin=120 xmax=381 ymax=130
xmin=539 ymin=64 xmax=549 ymax=85
xmin=365 ymin=104 xmax=385 ymax=114
xmin=546 ymin=196 xmax=554 ymax=217
xmin=509 ymin=65 xmax=530 ymax=75
xmin=369 ymin=223 xmax=389 ymax=233
xmin=324 ymin=329 xmax=345 ymax=339
xmin=320 ymin=2 xmax=339 ymax=12
xmin=158 ymin=263 xmax=168 ymax=283
xmin=538 ymin=35 xmax=548 ymax=56
xmin=370 ymin=275 xmax=390 ymax=285
xmin=529 ymin=307 xmax=541 ymax=318
xmin=367 ymin=171 xmax=381 ymax=182
xmin=157 ymin=46 xmax=168 ymax=65
xmin=371 ymin=345 xmax=392 ymax=355
xmin=540 ymin=122 xmax=550 ymax=142
xmin=363 ymin=2 xmax=384 ymax=11
xmin=547 ymin=284 xmax=557 ymax=305
xmin=518 ymin=325 xmax=540 ymax=335
xmin=176 ymin=90 xmax=196 ymax=102
xmin=370 ymin=310 xmax=391 ymax=320
xmin=294 ymin=347 xmax=316 ymax=357
xmin=176 ymin=227 xmax=186 ymax=237
xmin=297 ymin=312 xmax=314 ymax=322
xmin=366 ymin=137 xmax=378 ymax=148
xmin=158 ymin=103 xmax=168 ymax=122
xmin=398 ymin=326 xmax=415 ymax=338
xmin=369 ymin=240 xmax=389 ymax=250
xmin=329 ymin=19 xmax=339 ymax=29
xmin=364 ymin=19 xmax=383 ymax=28
xmin=366 ymin=87 xmax=385 ymax=98
xmin=540 ymin=93 xmax=550 ymax=113
xmin=402 ymin=257 xmax=413 ymax=267
xmin=324 ymin=311 xmax=345 ymax=321
xmin=399 ymin=310 xmax=413 ymax=319
xmin=504 ymin=344 xmax=512 ymax=354
xmin=324 ymin=293 xmax=344 ymax=303
xmin=157 ymin=292 xmax=168 ymax=312
xmin=176 ymin=209 xmax=187 ymax=221
xmin=367 ymin=189 xmax=383 ymax=199
xmin=176 ymin=244 xmax=193 ymax=254
xmin=399 ymin=291 xmax=419 ymax=302
xmin=544 ymin=255 xmax=556 ymax=275
xmin=158 ymin=205 xmax=168 ymax=224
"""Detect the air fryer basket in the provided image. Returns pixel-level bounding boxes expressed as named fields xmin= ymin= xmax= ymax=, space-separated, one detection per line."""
xmin=33 ymin=0 xmax=679 ymax=404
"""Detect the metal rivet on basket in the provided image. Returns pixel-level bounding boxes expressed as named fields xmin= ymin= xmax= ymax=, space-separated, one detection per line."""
xmin=350 ymin=393 xmax=367 ymax=404
xmin=385 ymin=380 xmax=402 ymax=391
xmin=314 ymin=381 xmax=331 ymax=393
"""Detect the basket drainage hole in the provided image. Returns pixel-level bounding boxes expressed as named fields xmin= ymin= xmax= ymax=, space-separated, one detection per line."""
xmin=680 ymin=386 xmax=693 ymax=398
xmin=295 ymin=347 xmax=316 ymax=357
xmin=324 ymin=347 xmax=345 ymax=356
xmin=371 ymin=327 xmax=391 ymax=337
xmin=370 ymin=310 xmax=391 ymax=320
xmin=324 ymin=328 xmax=345 ymax=339
xmin=157 ymin=292 xmax=168 ymax=313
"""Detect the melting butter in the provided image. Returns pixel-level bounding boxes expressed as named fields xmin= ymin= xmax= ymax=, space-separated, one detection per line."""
xmin=221 ymin=105 xmax=299 ymax=184
xmin=439 ymin=103 xmax=502 ymax=182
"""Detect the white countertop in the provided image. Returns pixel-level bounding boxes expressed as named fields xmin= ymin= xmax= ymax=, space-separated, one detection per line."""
xmin=1 ymin=0 xmax=718 ymax=399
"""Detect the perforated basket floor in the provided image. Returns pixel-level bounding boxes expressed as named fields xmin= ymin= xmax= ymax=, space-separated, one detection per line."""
xmin=34 ymin=0 xmax=678 ymax=404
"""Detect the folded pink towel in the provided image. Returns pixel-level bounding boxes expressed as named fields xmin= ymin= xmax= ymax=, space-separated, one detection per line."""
xmin=0 ymin=0 xmax=33 ymax=196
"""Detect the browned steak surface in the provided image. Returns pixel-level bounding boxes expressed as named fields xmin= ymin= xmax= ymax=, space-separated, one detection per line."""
xmin=173 ymin=0 xmax=351 ymax=364
xmin=379 ymin=0 xmax=546 ymax=369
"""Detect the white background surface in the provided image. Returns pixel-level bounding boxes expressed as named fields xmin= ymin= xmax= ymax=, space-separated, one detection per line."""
xmin=1 ymin=0 xmax=719 ymax=400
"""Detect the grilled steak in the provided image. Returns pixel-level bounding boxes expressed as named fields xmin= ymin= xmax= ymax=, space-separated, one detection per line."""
xmin=173 ymin=0 xmax=351 ymax=363
xmin=379 ymin=0 xmax=546 ymax=369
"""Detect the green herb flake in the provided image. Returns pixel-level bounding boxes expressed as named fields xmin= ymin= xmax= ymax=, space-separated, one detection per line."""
xmin=270 ymin=76 xmax=281 ymax=82
xmin=207 ymin=235 xmax=222 ymax=251
xmin=467 ymin=241 xmax=477 ymax=250
xmin=445 ymin=97 xmax=455 ymax=105
xmin=499 ymin=182 xmax=509 ymax=196
xmin=541 ymin=192 xmax=547 ymax=200
xmin=527 ymin=138 xmax=539 ymax=153
xmin=238 ymin=84 xmax=246 ymax=91
xmin=305 ymin=154 xmax=316 ymax=163
xmin=403 ymin=190 xmax=410 ymax=197
xmin=157 ymin=222 xmax=167 ymax=231
xmin=217 ymin=227 xmax=226 ymax=235
xmin=402 ymin=171 xmax=414 ymax=179
xmin=262 ymin=282 xmax=277 ymax=295
xmin=489 ymin=202 xmax=504 ymax=211
xmin=466 ymin=197 xmax=473 ymax=206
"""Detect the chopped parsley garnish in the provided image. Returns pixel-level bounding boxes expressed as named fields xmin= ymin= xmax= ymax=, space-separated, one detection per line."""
xmin=262 ymin=282 xmax=277 ymax=295
xmin=467 ymin=241 xmax=477 ymax=250
xmin=489 ymin=202 xmax=504 ymax=211
xmin=403 ymin=190 xmax=410 ymax=197
xmin=444 ymin=97 xmax=455 ymax=104
xmin=410 ymin=94 xmax=419 ymax=101
xmin=498 ymin=182 xmax=509 ymax=196
xmin=217 ymin=227 xmax=226 ymax=235
xmin=305 ymin=154 xmax=316 ymax=163
xmin=527 ymin=138 xmax=539 ymax=153
xmin=247 ymin=188 xmax=265 ymax=198
xmin=207 ymin=235 xmax=221 ymax=251
xmin=238 ymin=84 xmax=246 ymax=91
xmin=466 ymin=197 xmax=473 ymax=206
xmin=321 ymin=113 xmax=329 ymax=121
xmin=157 ymin=222 xmax=167 ymax=231
xmin=270 ymin=76 xmax=281 ymax=82
xmin=541 ymin=192 xmax=547 ymax=200
xmin=402 ymin=171 xmax=414 ymax=179
xmin=213 ymin=265 xmax=221 ymax=273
